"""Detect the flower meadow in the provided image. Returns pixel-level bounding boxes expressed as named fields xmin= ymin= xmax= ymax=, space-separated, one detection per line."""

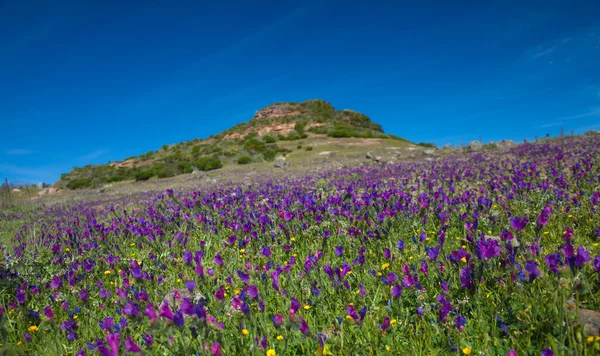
xmin=1 ymin=137 xmax=600 ymax=356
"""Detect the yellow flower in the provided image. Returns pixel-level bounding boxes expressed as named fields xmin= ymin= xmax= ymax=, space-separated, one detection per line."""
xmin=276 ymin=335 xmax=284 ymax=341
xmin=593 ymin=243 xmax=599 ymax=247
xmin=17 ymin=341 xmax=23 ymax=346
xmin=381 ymin=263 xmax=390 ymax=270
xmin=293 ymin=254 xmax=297 ymax=257
xmin=266 ymin=349 xmax=276 ymax=356
xmin=463 ymin=347 xmax=471 ymax=355
xmin=291 ymin=238 xmax=296 ymax=242
xmin=487 ymin=230 xmax=492 ymax=235
xmin=461 ymin=245 xmax=467 ymax=249
xmin=239 ymin=249 xmax=245 ymax=253
xmin=390 ymin=319 xmax=397 ymax=325
xmin=460 ymin=257 xmax=467 ymax=263
xmin=177 ymin=279 xmax=182 ymax=283
xmin=73 ymin=315 xmax=78 ymax=319
xmin=65 ymin=248 xmax=70 ymax=252
xmin=8 ymin=310 xmax=14 ymax=315
xmin=104 ymin=270 xmax=111 ymax=275
xmin=425 ymin=237 xmax=430 ymax=241
xmin=317 ymin=345 xmax=330 ymax=355
xmin=241 ymin=329 xmax=249 ymax=336
xmin=588 ymin=336 xmax=594 ymax=343
xmin=28 ymin=325 xmax=39 ymax=332
xmin=409 ymin=256 xmax=414 ymax=260
xmin=386 ymin=346 xmax=391 ymax=352
xmin=130 ymin=243 xmax=135 ymax=247
xmin=376 ymin=272 xmax=383 ymax=277
xmin=543 ymin=231 xmax=549 ymax=235
xmin=346 ymin=315 xmax=353 ymax=320
xmin=234 ymin=288 xmax=240 ymax=294
xmin=304 ymin=305 xmax=311 ymax=310
xmin=131 ymin=253 xmax=136 ymax=258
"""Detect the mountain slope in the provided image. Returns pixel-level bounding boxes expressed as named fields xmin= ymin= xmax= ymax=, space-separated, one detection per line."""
xmin=57 ymin=99 xmax=410 ymax=189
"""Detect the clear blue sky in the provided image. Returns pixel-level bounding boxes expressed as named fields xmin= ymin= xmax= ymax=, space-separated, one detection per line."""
xmin=1 ymin=0 xmax=599 ymax=184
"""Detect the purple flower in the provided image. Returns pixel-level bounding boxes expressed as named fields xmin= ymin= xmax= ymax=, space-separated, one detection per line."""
xmin=510 ymin=216 xmax=528 ymax=231
xmin=594 ymin=255 xmax=600 ymax=275
xmin=290 ymin=298 xmax=301 ymax=314
xmin=426 ymin=246 xmax=440 ymax=261
xmin=44 ymin=306 xmax=54 ymax=320
xmin=237 ymin=270 xmax=250 ymax=283
xmin=182 ymin=251 xmax=193 ymax=264
xmin=130 ymin=260 xmax=142 ymax=279
xmin=210 ymin=341 xmax=222 ymax=356
xmin=334 ymin=245 xmax=344 ymax=257
xmin=247 ymin=285 xmax=259 ymax=299
xmin=261 ymin=246 xmax=272 ymax=258
xmin=144 ymin=303 xmax=157 ymax=322
xmin=16 ymin=291 xmax=26 ymax=304
xmin=124 ymin=336 xmax=142 ymax=353
xmin=346 ymin=304 xmax=360 ymax=322
xmin=454 ymin=315 xmax=466 ymax=331
xmin=525 ymin=260 xmax=540 ymax=282
xmin=575 ymin=246 xmax=590 ymax=266
xmin=51 ymin=275 xmax=63 ymax=289
xmin=214 ymin=254 xmax=223 ymax=266
xmin=460 ymin=266 xmax=473 ymax=289
xmin=381 ymin=316 xmax=390 ymax=332
xmin=214 ymin=286 xmax=225 ymax=301
xmin=185 ymin=280 xmax=196 ymax=292
xmin=477 ymin=239 xmax=501 ymax=260
xmin=563 ymin=226 xmax=573 ymax=241
xmin=173 ymin=309 xmax=184 ymax=327
xmin=396 ymin=239 xmax=405 ymax=251
xmin=541 ymin=349 xmax=554 ymax=356
xmin=391 ymin=285 xmax=402 ymax=298
xmin=79 ymin=289 xmax=88 ymax=302
xmin=545 ymin=253 xmax=562 ymax=274
xmin=106 ymin=333 xmax=120 ymax=356
xmin=123 ymin=301 xmax=139 ymax=317
xmin=271 ymin=314 xmax=284 ymax=326
xmin=158 ymin=301 xmax=174 ymax=320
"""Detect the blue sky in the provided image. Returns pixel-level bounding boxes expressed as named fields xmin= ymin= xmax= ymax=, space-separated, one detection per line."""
xmin=1 ymin=0 xmax=599 ymax=184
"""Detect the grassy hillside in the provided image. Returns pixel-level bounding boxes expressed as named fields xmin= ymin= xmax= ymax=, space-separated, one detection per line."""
xmin=56 ymin=99 xmax=410 ymax=189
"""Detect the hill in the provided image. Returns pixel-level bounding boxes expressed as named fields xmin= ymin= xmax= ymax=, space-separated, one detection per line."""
xmin=56 ymin=99 xmax=410 ymax=189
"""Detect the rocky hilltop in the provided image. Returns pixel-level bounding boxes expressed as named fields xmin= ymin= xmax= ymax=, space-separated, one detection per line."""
xmin=56 ymin=100 xmax=409 ymax=190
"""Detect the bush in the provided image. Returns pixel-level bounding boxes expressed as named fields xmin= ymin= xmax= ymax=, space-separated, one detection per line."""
xmin=237 ymin=156 xmax=251 ymax=165
xmin=305 ymin=146 xmax=313 ymax=151
xmin=417 ymin=142 xmax=437 ymax=148
xmin=297 ymin=144 xmax=303 ymax=149
xmin=194 ymin=156 xmax=223 ymax=171
xmin=262 ymin=135 xmax=276 ymax=144
xmin=66 ymin=178 xmax=94 ymax=190
xmin=135 ymin=170 xmax=155 ymax=181
xmin=263 ymin=150 xmax=277 ymax=162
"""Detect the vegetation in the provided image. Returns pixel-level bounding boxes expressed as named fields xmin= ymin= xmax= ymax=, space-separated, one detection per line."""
xmin=57 ymin=99 xmax=412 ymax=189
xmin=1 ymin=137 xmax=600 ymax=355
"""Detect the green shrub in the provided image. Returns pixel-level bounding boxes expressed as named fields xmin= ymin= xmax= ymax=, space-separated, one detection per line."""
xmin=194 ymin=156 xmax=223 ymax=171
xmin=66 ymin=178 xmax=94 ymax=190
xmin=135 ymin=170 xmax=155 ymax=181
xmin=237 ymin=156 xmax=251 ymax=165
xmin=297 ymin=144 xmax=303 ymax=149
xmin=305 ymin=146 xmax=313 ymax=151
xmin=262 ymin=135 xmax=276 ymax=144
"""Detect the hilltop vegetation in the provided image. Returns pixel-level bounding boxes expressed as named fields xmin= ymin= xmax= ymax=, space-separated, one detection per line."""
xmin=57 ymin=100 xmax=409 ymax=190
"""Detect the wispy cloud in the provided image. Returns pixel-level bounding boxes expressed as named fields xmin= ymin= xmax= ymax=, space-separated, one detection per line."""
xmin=4 ymin=148 xmax=34 ymax=156
xmin=77 ymin=149 xmax=109 ymax=162
xmin=532 ymin=37 xmax=572 ymax=59
xmin=559 ymin=108 xmax=600 ymax=120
